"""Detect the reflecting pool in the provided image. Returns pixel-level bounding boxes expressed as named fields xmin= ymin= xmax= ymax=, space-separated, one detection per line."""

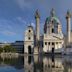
xmin=0 ymin=55 xmax=72 ymax=72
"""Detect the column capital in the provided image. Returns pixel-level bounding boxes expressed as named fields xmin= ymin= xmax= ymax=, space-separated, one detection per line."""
xmin=66 ymin=10 xmax=71 ymax=19
xmin=35 ymin=9 xmax=40 ymax=19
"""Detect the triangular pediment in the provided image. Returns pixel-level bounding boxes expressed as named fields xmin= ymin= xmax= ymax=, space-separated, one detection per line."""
xmin=44 ymin=33 xmax=63 ymax=40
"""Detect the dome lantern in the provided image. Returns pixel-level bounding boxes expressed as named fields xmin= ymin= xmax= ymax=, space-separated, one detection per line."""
xmin=50 ymin=8 xmax=55 ymax=17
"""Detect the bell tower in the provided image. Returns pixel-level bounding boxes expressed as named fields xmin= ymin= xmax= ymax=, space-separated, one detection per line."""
xmin=24 ymin=26 xmax=34 ymax=54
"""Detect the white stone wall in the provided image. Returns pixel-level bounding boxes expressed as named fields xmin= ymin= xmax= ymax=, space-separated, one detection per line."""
xmin=43 ymin=33 xmax=64 ymax=53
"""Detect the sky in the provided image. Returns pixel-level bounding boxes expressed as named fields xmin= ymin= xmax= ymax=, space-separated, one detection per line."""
xmin=0 ymin=0 xmax=72 ymax=43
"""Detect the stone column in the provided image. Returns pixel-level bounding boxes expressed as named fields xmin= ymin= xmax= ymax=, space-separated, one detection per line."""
xmin=35 ymin=10 xmax=40 ymax=54
xmin=35 ymin=10 xmax=40 ymax=41
xmin=66 ymin=10 xmax=71 ymax=44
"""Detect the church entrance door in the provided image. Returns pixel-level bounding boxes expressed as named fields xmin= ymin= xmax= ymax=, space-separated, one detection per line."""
xmin=28 ymin=46 xmax=32 ymax=54
xmin=52 ymin=47 xmax=54 ymax=54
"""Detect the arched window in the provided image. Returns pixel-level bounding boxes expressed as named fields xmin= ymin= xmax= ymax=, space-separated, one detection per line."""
xmin=29 ymin=30 xmax=31 ymax=32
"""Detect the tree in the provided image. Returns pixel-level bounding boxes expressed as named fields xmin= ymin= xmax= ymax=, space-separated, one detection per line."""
xmin=0 ymin=47 xmax=3 ymax=53
xmin=3 ymin=45 xmax=16 ymax=53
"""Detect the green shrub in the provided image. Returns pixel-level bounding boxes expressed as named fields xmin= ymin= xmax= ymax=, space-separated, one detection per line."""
xmin=3 ymin=45 xmax=16 ymax=53
xmin=0 ymin=47 xmax=3 ymax=53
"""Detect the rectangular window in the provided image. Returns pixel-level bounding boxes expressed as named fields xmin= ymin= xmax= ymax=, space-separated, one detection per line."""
xmin=52 ymin=42 xmax=54 ymax=45
xmin=48 ymin=42 xmax=50 ymax=45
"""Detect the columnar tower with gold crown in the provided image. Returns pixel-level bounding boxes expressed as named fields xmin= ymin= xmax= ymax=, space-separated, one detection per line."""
xmin=66 ymin=10 xmax=71 ymax=44
xmin=35 ymin=10 xmax=40 ymax=54
xmin=35 ymin=10 xmax=40 ymax=41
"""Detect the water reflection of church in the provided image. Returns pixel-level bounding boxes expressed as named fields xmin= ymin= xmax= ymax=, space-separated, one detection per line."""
xmin=24 ymin=56 xmax=72 ymax=72
xmin=0 ymin=55 xmax=72 ymax=72
xmin=24 ymin=8 xmax=65 ymax=54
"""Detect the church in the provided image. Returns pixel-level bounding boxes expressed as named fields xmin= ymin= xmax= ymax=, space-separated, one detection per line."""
xmin=24 ymin=8 xmax=71 ymax=54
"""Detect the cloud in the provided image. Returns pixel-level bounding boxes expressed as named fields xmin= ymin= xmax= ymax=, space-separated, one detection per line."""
xmin=16 ymin=17 xmax=36 ymax=30
xmin=16 ymin=16 xmax=28 ymax=30
xmin=16 ymin=17 xmax=26 ymax=24
xmin=31 ymin=22 xmax=35 ymax=28
xmin=0 ymin=18 xmax=27 ymax=36
xmin=15 ymin=0 xmax=32 ymax=10
xmin=0 ymin=19 xmax=18 ymax=36
xmin=0 ymin=30 xmax=16 ymax=36
xmin=0 ymin=19 xmax=14 ymax=30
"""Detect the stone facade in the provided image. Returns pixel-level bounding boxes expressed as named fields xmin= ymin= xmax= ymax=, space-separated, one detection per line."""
xmin=24 ymin=9 xmax=65 ymax=54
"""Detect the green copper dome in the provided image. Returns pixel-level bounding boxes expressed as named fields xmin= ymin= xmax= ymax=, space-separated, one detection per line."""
xmin=45 ymin=16 xmax=60 ymax=24
xmin=44 ymin=9 xmax=61 ymax=33
xmin=45 ymin=8 xmax=60 ymax=24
